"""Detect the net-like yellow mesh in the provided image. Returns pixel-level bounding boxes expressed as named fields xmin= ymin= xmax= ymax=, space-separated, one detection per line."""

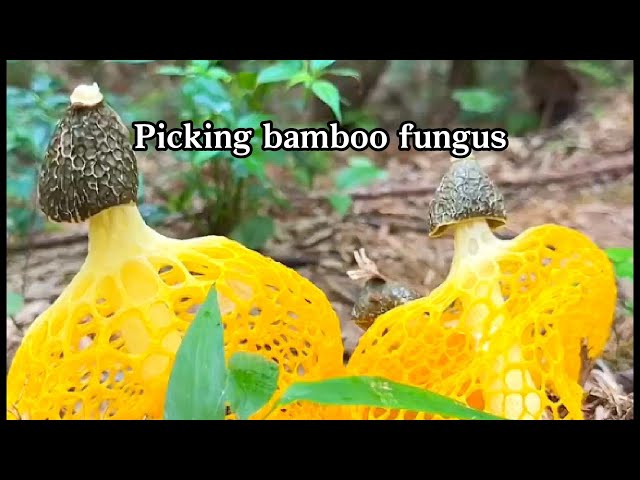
xmin=343 ymin=224 xmax=617 ymax=420
xmin=6 ymin=234 xmax=344 ymax=420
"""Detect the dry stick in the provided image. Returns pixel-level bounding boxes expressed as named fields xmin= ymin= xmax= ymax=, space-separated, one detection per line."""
xmin=349 ymin=155 xmax=633 ymax=200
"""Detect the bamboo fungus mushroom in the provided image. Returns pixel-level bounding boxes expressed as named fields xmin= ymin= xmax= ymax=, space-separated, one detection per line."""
xmin=344 ymin=155 xmax=617 ymax=420
xmin=6 ymin=84 xmax=344 ymax=420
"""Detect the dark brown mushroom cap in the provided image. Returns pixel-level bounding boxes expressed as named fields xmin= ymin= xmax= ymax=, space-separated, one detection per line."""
xmin=428 ymin=157 xmax=506 ymax=238
xmin=37 ymin=86 xmax=138 ymax=223
xmin=351 ymin=278 xmax=421 ymax=331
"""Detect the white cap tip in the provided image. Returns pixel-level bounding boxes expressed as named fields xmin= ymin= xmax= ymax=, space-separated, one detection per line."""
xmin=70 ymin=82 xmax=103 ymax=107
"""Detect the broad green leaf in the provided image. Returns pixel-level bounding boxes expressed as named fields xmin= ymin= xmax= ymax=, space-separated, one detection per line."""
xmin=7 ymin=291 xmax=24 ymax=317
xmin=287 ymin=71 xmax=313 ymax=89
xmin=452 ymin=88 xmax=506 ymax=114
xmin=164 ymin=285 xmax=227 ymax=420
xmin=257 ymin=61 xmax=302 ymax=85
xmin=605 ymin=247 xmax=633 ymax=280
xmin=237 ymin=72 xmax=258 ymax=90
xmin=229 ymin=216 xmax=275 ymax=250
xmin=156 ymin=65 xmax=186 ymax=76
xmin=208 ymin=67 xmax=233 ymax=83
xmin=328 ymin=193 xmax=352 ymax=217
xmin=614 ymin=262 xmax=634 ymax=280
xmin=327 ymin=67 xmax=361 ymax=80
xmin=191 ymin=60 xmax=211 ymax=71
xmin=183 ymin=76 xmax=231 ymax=105
xmin=277 ymin=376 xmax=502 ymax=420
xmin=335 ymin=156 xmax=388 ymax=191
xmin=311 ymin=80 xmax=342 ymax=121
xmin=310 ymin=60 xmax=336 ymax=72
xmin=506 ymin=112 xmax=540 ymax=136
xmin=225 ymin=352 xmax=279 ymax=420
xmin=605 ymin=247 xmax=633 ymax=264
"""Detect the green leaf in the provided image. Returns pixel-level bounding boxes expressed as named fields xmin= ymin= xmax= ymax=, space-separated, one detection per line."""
xmin=164 ymin=285 xmax=227 ymax=420
xmin=277 ymin=376 xmax=502 ymax=420
xmin=335 ymin=156 xmax=388 ymax=191
xmin=229 ymin=216 xmax=275 ymax=250
xmin=225 ymin=352 xmax=279 ymax=420
xmin=327 ymin=67 xmax=361 ymax=80
xmin=237 ymin=72 xmax=258 ymax=90
xmin=506 ymin=112 xmax=540 ymax=136
xmin=328 ymin=193 xmax=352 ymax=217
xmin=452 ymin=88 xmax=506 ymax=114
xmin=605 ymin=247 xmax=634 ymax=280
xmin=156 ymin=65 xmax=186 ymax=76
xmin=310 ymin=60 xmax=336 ymax=72
xmin=615 ymin=262 xmax=634 ymax=280
xmin=7 ymin=291 xmax=24 ymax=317
xmin=208 ymin=67 xmax=233 ymax=83
xmin=311 ymin=80 xmax=342 ymax=121
xmin=191 ymin=60 xmax=211 ymax=71
xmin=287 ymin=71 xmax=313 ymax=89
xmin=605 ymin=247 xmax=633 ymax=264
xmin=256 ymin=61 xmax=303 ymax=85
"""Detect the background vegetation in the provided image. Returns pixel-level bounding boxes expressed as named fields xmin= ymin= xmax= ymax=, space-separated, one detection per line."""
xmin=7 ymin=60 xmax=632 ymax=245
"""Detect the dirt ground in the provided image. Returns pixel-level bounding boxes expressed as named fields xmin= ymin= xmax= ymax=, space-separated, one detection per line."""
xmin=6 ymin=87 xmax=634 ymax=419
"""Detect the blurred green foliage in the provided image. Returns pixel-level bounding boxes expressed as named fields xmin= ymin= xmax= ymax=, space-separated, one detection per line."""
xmin=5 ymin=60 xmax=384 ymax=250
xmin=149 ymin=59 xmax=369 ymax=247
xmin=605 ymin=247 xmax=634 ymax=316
xmin=5 ymin=59 xmax=632 ymax=251
xmin=6 ymin=73 xmax=67 ymax=237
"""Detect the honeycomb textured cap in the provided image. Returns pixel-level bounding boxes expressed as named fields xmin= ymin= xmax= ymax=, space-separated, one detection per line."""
xmin=428 ymin=157 xmax=506 ymax=237
xmin=37 ymin=86 xmax=138 ymax=223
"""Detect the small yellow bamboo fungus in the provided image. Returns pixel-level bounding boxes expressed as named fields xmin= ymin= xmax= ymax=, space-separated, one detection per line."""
xmin=344 ymin=156 xmax=616 ymax=420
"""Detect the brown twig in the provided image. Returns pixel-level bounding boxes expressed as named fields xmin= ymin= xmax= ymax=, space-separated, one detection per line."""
xmin=8 ymin=154 xmax=630 ymax=253
xmin=349 ymin=154 xmax=633 ymax=200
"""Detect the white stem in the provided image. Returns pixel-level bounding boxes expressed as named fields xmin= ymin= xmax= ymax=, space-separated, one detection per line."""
xmin=448 ymin=219 xmax=539 ymax=419
xmin=86 ymin=204 xmax=164 ymax=265
xmin=447 ymin=219 xmax=507 ymax=346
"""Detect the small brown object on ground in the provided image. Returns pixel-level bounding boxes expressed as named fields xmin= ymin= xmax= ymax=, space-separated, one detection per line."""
xmin=348 ymin=248 xmax=421 ymax=331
